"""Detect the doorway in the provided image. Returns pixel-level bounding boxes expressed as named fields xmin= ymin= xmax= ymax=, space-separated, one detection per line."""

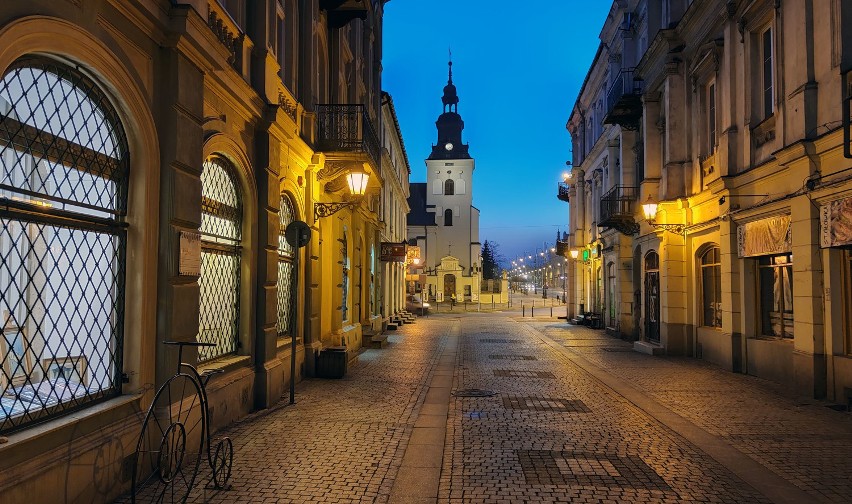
xmin=443 ymin=274 xmax=456 ymax=299
xmin=644 ymin=250 xmax=660 ymax=343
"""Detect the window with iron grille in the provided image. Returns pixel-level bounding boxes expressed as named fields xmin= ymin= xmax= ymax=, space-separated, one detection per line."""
xmin=0 ymin=56 xmax=128 ymax=433
xmin=342 ymin=231 xmax=349 ymax=322
xmin=277 ymin=194 xmax=296 ymax=339
xmin=198 ymin=156 xmax=242 ymax=362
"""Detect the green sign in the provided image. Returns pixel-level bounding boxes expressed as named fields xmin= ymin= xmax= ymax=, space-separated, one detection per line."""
xmin=582 ymin=249 xmax=590 ymax=262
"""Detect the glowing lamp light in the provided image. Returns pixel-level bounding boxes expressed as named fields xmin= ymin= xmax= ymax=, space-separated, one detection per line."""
xmin=413 ymin=257 xmax=421 ymax=265
xmin=569 ymin=249 xmax=579 ymax=259
xmin=346 ymin=171 xmax=369 ymax=196
xmin=642 ymin=195 xmax=659 ymax=222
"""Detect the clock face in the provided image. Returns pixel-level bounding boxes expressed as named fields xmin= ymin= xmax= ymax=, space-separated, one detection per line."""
xmin=444 ymin=142 xmax=453 ymax=151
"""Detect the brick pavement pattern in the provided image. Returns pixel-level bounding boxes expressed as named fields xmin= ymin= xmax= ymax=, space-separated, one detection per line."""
xmin=122 ymin=311 xmax=852 ymax=503
xmin=526 ymin=319 xmax=852 ymax=503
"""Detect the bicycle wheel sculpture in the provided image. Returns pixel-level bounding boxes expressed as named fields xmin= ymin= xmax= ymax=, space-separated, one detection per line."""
xmin=211 ymin=437 xmax=233 ymax=489
xmin=132 ymin=373 xmax=206 ymax=504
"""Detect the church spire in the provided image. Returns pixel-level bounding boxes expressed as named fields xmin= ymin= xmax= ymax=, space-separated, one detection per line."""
xmin=442 ymin=51 xmax=459 ymax=113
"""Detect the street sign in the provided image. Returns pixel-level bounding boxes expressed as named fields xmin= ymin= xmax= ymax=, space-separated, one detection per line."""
xmin=285 ymin=220 xmax=311 ymax=248
xmin=380 ymin=242 xmax=406 ymax=262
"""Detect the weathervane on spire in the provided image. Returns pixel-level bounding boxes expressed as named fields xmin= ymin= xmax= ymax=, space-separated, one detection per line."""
xmin=448 ymin=47 xmax=453 ymax=84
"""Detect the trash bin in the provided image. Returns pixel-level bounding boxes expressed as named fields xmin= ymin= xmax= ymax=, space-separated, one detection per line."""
xmin=316 ymin=346 xmax=347 ymax=378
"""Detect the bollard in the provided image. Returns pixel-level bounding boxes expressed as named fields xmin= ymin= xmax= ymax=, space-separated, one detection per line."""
xmin=522 ymin=305 xmax=525 ymax=317
xmin=550 ymin=306 xmax=553 ymax=317
xmin=532 ymin=306 xmax=535 ymax=317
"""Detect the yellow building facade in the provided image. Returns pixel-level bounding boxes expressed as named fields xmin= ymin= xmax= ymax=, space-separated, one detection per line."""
xmin=566 ymin=0 xmax=852 ymax=402
xmin=0 ymin=0 xmax=394 ymax=501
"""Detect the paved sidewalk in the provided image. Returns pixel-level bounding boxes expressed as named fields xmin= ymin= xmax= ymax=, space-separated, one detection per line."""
xmin=123 ymin=313 xmax=852 ymax=503
xmin=524 ymin=319 xmax=852 ymax=503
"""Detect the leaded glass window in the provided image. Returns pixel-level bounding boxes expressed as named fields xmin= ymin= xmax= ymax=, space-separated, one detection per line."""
xmin=0 ymin=57 xmax=128 ymax=433
xmin=277 ymin=195 xmax=295 ymax=338
xmin=198 ymin=157 xmax=241 ymax=361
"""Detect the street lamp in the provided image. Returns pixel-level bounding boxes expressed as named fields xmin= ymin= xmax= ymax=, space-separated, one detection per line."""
xmin=314 ymin=170 xmax=370 ymax=219
xmin=641 ymin=195 xmax=685 ymax=234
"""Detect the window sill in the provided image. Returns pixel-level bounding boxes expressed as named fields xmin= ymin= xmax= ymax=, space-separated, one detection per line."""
xmin=197 ymin=353 xmax=252 ymax=375
xmin=0 ymin=393 xmax=140 ymax=468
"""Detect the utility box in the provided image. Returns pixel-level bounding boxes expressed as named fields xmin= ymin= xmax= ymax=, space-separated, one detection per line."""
xmin=316 ymin=346 xmax=347 ymax=378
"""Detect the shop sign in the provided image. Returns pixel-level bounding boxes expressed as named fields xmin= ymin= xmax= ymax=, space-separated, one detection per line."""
xmin=820 ymin=195 xmax=852 ymax=248
xmin=380 ymin=242 xmax=406 ymax=262
xmin=737 ymin=215 xmax=792 ymax=257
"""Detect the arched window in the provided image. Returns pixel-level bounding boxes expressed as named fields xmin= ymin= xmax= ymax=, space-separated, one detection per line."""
xmin=341 ymin=231 xmax=349 ymax=321
xmin=444 ymin=208 xmax=453 ymax=226
xmin=444 ymin=178 xmax=454 ymax=195
xmin=199 ymin=156 xmax=242 ymax=361
xmin=699 ymin=246 xmax=721 ymax=328
xmin=277 ymin=195 xmax=296 ymax=339
xmin=0 ymin=56 xmax=129 ymax=432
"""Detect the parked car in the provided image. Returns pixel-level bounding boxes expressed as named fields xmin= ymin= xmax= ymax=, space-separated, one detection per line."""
xmin=406 ymin=294 xmax=430 ymax=315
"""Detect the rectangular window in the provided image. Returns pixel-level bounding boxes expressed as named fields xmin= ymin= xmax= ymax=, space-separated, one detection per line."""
xmin=707 ymin=83 xmax=716 ymax=154
xmin=846 ymin=251 xmax=852 ymax=354
xmin=700 ymin=248 xmax=722 ymax=328
xmin=761 ymin=28 xmax=774 ymax=119
xmin=277 ymin=13 xmax=286 ymax=80
xmin=758 ymin=254 xmax=793 ymax=338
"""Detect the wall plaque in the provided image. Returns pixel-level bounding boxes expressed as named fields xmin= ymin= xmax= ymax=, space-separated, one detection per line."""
xmin=179 ymin=231 xmax=202 ymax=277
xmin=820 ymin=195 xmax=852 ymax=248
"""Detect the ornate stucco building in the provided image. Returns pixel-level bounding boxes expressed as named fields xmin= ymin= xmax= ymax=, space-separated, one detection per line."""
xmin=407 ymin=61 xmax=482 ymax=302
xmin=565 ymin=0 xmax=852 ymax=402
xmin=0 ymin=0 xmax=405 ymax=501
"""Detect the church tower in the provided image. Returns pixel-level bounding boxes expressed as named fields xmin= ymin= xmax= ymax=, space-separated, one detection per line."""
xmin=424 ymin=58 xmax=480 ymax=293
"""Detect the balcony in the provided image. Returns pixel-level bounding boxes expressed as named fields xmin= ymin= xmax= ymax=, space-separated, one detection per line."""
xmin=603 ymin=68 xmax=643 ymax=130
xmin=320 ymin=0 xmax=368 ymax=28
xmin=316 ymin=104 xmax=380 ymax=169
xmin=557 ymin=181 xmax=571 ymax=202
xmin=599 ymin=185 xmax=639 ymax=235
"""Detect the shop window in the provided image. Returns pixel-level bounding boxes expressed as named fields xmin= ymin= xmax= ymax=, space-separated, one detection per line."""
xmin=342 ymin=231 xmax=349 ymax=322
xmin=607 ymin=262 xmax=617 ymax=327
xmin=199 ymin=157 xmax=242 ymax=361
xmin=758 ymin=254 xmax=793 ymax=338
xmin=699 ymin=246 xmax=722 ymax=328
xmin=0 ymin=56 xmax=128 ymax=432
xmin=277 ymin=195 xmax=296 ymax=339
xmin=846 ymin=251 xmax=852 ymax=354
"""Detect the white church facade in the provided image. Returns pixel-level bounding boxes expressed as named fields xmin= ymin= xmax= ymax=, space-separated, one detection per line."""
xmin=407 ymin=61 xmax=482 ymax=302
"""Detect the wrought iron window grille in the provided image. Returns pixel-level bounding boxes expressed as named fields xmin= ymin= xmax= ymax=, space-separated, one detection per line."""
xmin=0 ymin=56 xmax=128 ymax=433
xmin=198 ymin=157 xmax=242 ymax=362
xmin=277 ymin=195 xmax=296 ymax=339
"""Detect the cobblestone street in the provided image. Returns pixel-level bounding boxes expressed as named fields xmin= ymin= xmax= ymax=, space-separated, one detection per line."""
xmin=141 ymin=310 xmax=852 ymax=503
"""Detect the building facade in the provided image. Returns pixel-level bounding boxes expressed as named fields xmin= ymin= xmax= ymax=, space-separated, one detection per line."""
xmin=379 ymin=91 xmax=411 ymax=322
xmin=0 ymin=0 xmax=399 ymax=501
xmin=407 ymin=61 xmax=482 ymax=302
xmin=565 ymin=0 xmax=852 ymax=402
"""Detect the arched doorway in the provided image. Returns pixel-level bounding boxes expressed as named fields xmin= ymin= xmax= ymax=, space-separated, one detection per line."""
xmin=443 ymin=273 xmax=456 ymax=299
xmin=644 ymin=250 xmax=660 ymax=343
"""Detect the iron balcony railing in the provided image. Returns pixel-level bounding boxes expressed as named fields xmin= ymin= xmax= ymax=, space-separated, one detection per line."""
xmin=600 ymin=185 xmax=640 ymax=235
xmin=557 ymin=181 xmax=571 ymax=202
xmin=316 ymin=104 xmax=381 ymax=168
xmin=604 ymin=68 xmax=643 ymax=128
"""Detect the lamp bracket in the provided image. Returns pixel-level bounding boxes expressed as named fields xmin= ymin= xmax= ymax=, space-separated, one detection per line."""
xmin=648 ymin=221 xmax=686 ymax=234
xmin=314 ymin=201 xmax=356 ymax=220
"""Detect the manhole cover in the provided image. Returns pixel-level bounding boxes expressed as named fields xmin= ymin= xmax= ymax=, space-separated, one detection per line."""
xmin=453 ymin=389 xmax=496 ymax=397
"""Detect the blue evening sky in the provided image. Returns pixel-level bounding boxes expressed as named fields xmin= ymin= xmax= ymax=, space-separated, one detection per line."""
xmin=383 ymin=1 xmax=611 ymax=263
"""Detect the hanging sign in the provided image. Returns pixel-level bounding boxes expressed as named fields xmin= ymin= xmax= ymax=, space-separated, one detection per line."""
xmin=737 ymin=215 xmax=792 ymax=257
xmin=820 ymin=195 xmax=852 ymax=248
xmin=380 ymin=242 xmax=406 ymax=262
